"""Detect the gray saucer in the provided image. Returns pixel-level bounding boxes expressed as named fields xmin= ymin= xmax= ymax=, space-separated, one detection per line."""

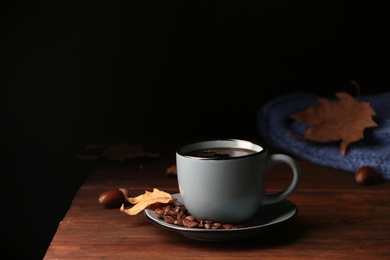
xmin=144 ymin=193 xmax=298 ymax=241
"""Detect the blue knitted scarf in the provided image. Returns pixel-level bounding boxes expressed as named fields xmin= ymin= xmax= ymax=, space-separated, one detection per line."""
xmin=257 ymin=92 xmax=390 ymax=181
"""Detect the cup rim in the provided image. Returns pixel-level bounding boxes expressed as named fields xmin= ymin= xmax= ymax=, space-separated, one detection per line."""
xmin=176 ymin=138 xmax=266 ymax=160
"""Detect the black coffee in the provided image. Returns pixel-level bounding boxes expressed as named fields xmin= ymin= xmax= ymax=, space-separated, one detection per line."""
xmin=184 ymin=147 xmax=257 ymax=159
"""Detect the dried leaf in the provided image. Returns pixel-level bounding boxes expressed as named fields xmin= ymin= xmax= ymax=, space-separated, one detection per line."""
xmin=120 ymin=188 xmax=176 ymax=215
xmin=290 ymin=92 xmax=377 ymax=156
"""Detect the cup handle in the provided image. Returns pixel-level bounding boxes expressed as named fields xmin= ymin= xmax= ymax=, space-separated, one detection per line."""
xmin=262 ymin=154 xmax=301 ymax=205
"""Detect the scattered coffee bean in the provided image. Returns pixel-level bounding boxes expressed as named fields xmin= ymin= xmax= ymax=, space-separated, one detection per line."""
xmin=164 ymin=215 xmax=175 ymax=224
xmin=223 ymin=224 xmax=234 ymax=229
xmin=154 ymin=204 xmax=245 ymax=229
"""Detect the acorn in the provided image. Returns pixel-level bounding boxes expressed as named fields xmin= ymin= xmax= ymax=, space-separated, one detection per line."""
xmin=354 ymin=166 xmax=381 ymax=185
xmin=99 ymin=188 xmax=129 ymax=208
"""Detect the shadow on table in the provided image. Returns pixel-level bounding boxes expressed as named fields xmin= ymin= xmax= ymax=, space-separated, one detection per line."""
xmin=183 ymin=218 xmax=310 ymax=250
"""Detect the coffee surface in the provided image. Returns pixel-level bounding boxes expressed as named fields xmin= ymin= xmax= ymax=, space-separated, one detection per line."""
xmin=184 ymin=147 xmax=256 ymax=159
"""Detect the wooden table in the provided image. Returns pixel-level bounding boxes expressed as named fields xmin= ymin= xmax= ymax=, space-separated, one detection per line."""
xmin=44 ymin=142 xmax=390 ymax=259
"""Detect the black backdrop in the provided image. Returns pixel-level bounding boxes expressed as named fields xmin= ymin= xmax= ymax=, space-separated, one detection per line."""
xmin=2 ymin=1 xmax=389 ymax=259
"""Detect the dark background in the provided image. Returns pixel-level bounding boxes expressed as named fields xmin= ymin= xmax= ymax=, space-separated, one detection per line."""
xmin=1 ymin=1 xmax=389 ymax=259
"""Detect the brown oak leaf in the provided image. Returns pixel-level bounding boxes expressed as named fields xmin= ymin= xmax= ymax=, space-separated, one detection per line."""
xmin=290 ymin=92 xmax=378 ymax=156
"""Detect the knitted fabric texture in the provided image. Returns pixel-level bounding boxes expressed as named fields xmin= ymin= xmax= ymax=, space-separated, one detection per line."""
xmin=257 ymin=92 xmax=390 ymax=181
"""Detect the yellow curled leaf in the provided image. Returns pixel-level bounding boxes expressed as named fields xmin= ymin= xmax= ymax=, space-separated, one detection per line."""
xmin=121 ymin=196 xmax=176 ymax=215
xmin=127 ymin=190 xmax=152 ymax=204
xmin=121 ymin=188 xmax=177 ymax=216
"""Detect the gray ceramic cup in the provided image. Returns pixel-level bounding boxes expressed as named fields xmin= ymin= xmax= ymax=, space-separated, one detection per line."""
xmin=176 ymin=139 xmax=300 ymax=224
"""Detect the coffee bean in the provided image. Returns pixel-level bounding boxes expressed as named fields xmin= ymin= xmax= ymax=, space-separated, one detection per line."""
xmin=155 ymin=208 xmax=165 ymax=218
xmin=183 ymin=218 xmax=198 ymax=228
xmin=223 ymin=224 xmax=234 ymax=229
xmin=154 ymin=204 xmax=245 ymax=229
xmin=184 ymin=215 xmax=196 ymax=222
xmin=164 ymin=215 xmax=175 ymax=224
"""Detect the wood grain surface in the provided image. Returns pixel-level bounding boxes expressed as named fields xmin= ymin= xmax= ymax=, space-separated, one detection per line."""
xmin=44 ymin=145 xmax=390 ymax=259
